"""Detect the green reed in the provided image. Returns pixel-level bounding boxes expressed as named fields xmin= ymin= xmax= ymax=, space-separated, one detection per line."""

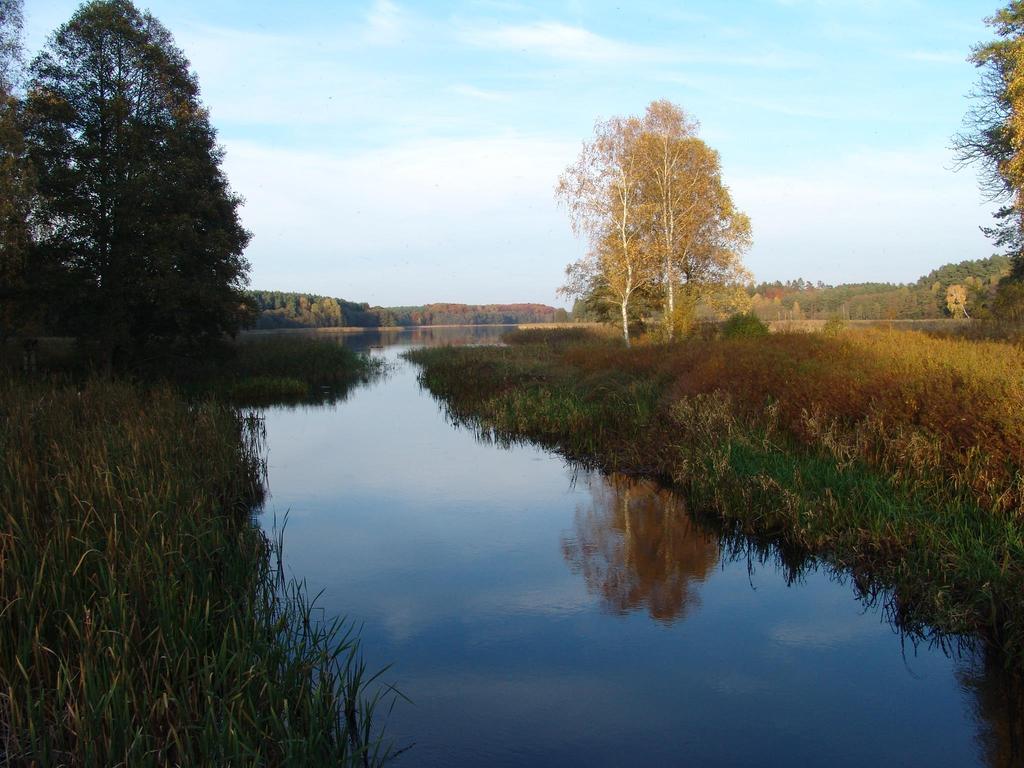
xmin=0 ymin=376 xmax=398 ymax=765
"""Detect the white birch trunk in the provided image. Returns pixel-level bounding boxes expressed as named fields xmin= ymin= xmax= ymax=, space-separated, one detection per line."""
xmin=621 ymin=297 xmax=630 ymax=347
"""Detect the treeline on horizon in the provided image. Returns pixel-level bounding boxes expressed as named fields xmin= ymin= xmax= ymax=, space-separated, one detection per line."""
xmin=248 ymin=290 xmax=569 ymax=329
xmin=747 ymin=254 xmax=1013 ymax=321
xmin=252 ymin=255 xmax=1011 ymax=331
xmin=571 ymin=253 xmax=1016 ymax=324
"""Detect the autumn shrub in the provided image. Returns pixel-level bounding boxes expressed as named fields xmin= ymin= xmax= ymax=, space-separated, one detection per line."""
xmin=722 ymin=312 xmax=769 ymax=339
xmin=822 ymin=315 xmax=846 ymax=337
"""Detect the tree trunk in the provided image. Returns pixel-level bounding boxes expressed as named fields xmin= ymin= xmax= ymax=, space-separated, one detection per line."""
xmin=665 ymin=260 xmax=674 ymax=341
xmin=621 ymin=298 xmax=631 ymax=347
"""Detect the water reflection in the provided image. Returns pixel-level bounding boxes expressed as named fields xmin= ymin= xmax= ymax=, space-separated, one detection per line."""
xmin=959 ymin=650 xmax=1024 ymax=768
xmin=258 ymin=327 xmax=1024 ymax=767
xmin=561 ymin=472 xmax=1024 ymax=765
xmin=562 ymin=474 xmax=718 ymax=623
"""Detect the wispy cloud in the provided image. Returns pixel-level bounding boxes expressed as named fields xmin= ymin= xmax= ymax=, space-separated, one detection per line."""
xmin=901 ymin=49 xmax=967 ymax=64
xmin=363 ymin=0 xmax=405 ymax=45
xmin=457 ymin=19 xmax=812 ymax=68
xmin=661 ymin=73 xmax=860 ymax=122
xmin=457 ymin=20 xmax=664 ymax=63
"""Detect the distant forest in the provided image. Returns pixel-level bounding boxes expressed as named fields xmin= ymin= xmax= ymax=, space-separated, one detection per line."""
xmin=248 ymin=291 xmax=568 ymax=329
xmin=256 ymin=255 xmax=1013 ymax=330
xmin=747 ymin=255 xmax=1013 ymax=321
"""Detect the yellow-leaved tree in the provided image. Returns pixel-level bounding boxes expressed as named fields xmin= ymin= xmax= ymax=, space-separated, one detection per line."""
xmin=557 ymin=115 xmax=657 ymax=346
xmin=946 ymin=284 xmax=970 ymax=318
xmin=635 ymin=101 xmax=751 ymax=338
xmin=557 ymin=100 xmax=751 ymax=343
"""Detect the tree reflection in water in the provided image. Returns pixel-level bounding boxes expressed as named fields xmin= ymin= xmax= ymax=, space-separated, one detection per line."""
xmin=561 ymin=471 xmax=1024 ymax=764
xmin=958 ymin=648 xmax=1024 ymax=768
xmin=561 ymin=473 xmax=718 ymax=623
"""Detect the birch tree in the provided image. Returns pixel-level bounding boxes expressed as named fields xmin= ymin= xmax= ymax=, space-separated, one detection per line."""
xmin=635 ymin=101 xmax=700 ymax=339
xmin=557 ymin=115 xmax=656 ymax=346
xmin=558 ymin=101 xmax=751 ymax=342
xmin=673 ymin=157 xmax=752 ymax=318
xmin=635 ymin=102 xmax=751 ymax=337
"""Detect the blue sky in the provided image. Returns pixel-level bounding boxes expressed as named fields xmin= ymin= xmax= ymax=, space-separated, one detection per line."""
xmin=24 ymin=0 xmax=1001 ymax=306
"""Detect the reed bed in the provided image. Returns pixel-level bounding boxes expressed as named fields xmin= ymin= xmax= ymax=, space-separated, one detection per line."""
xmin=194 ymin=335 xmax=384 ymax=405
xmin=0 ymin=376 xmax=396 ymax=766
xmin=406 ymin=327 xmax=1024 ymax=659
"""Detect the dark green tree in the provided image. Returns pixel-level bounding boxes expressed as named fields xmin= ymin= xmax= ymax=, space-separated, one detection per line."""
xmin=0 ymin=0 xmax=35 ymax=343
xmin=25 ymin=0 xmax=251 ymax=367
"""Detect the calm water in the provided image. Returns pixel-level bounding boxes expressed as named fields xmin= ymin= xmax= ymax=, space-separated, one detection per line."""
xmin=258 ymin=327 xmax=1020 ymax=767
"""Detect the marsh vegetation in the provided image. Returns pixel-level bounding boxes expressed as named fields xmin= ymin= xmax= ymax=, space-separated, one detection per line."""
xmin=0 ymin=371 xmax=398 ymax=765
xmin=408 ymin=325 xmax=1024 ymax=661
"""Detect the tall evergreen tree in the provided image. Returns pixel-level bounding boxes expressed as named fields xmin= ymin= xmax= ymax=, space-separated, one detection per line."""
xmin=25 ymin=0 xmax=251 ymax=366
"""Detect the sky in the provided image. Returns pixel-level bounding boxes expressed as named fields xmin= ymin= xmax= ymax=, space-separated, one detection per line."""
xmin=23 ymin=0 xmax=1004 ymax=306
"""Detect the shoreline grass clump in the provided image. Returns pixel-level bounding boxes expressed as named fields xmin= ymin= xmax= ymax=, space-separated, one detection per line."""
xmin=189 ymin=335 xmax=385 ymax=405
xmin=0 ymin=376 xmax=397 ymax=765
xmin=406 ymin=327 xmax=1024 ymax=660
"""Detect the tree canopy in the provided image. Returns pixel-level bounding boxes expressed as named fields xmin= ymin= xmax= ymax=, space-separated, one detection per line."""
xmin=956 ymin=1 xmax=1024 ymax=279
xmin=557 ymin=101 xmax=749 ymax=344
xmin=24 ymin=0 xmax=250 ymax=366
xmin=558 ymin=113 xmax=653 ymax=346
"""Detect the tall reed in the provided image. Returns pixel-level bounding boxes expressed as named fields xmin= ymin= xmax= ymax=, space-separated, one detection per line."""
xmin=0 ymin=376 xmax=397 ymax=765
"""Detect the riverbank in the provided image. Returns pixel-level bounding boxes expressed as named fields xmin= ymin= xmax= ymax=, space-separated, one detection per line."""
xmin=0 ymin=342 xmax=395 ymax=764
xmin=407 ymin=327 xmax=1024 ymax=659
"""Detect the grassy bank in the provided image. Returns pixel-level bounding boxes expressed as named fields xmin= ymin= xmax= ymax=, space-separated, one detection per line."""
xmin=0 ymin=376 xmax=396 ymax=765
xmin=407 ymin=327 xmax=1024 ymax=658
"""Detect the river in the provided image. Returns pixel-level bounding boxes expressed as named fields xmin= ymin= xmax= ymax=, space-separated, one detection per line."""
xmin=256 ymin=327 xmax=1019 ymax=767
